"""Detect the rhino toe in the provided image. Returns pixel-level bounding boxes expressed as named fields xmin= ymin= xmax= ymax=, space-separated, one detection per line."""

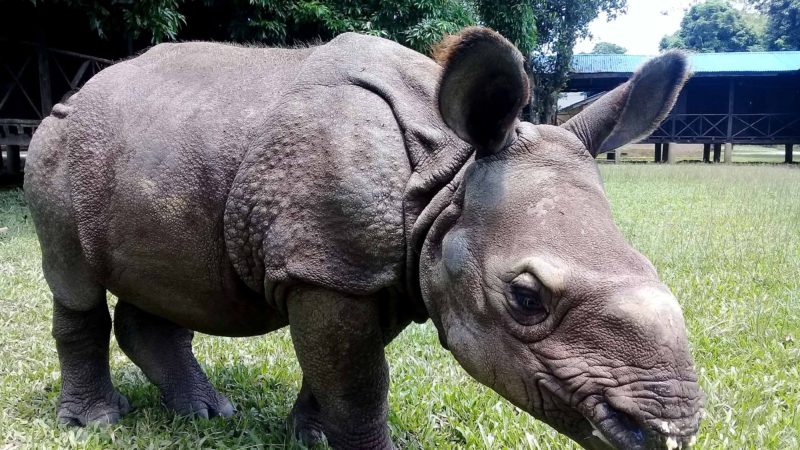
xmin=169 ymin=390 xmax=235 ymax=419
xmin=57 ymin=390 xmax=130 ymax=426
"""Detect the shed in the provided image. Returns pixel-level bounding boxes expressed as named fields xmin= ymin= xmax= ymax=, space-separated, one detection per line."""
xmin=565 ymin=52 xmax=800 ymax=163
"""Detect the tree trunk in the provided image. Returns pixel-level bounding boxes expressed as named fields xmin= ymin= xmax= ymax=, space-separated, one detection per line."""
xmin=522 ymin=56 xmax=535 ymax=123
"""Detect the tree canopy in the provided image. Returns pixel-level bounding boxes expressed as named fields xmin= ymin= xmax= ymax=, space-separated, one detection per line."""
xmin=20 ymin=0 xmax=628 ymax=124
xmin=758 ymin=0 xmax=800 ymax=50
xmin=660 ymin=0 xmax=764 ymax=52
xmin=591 ymin=41 xmax=627 ymax=54
xmin=526 ymin=0 xmax=627 ymax=123
xmin=25 ymin=0 xmax=478 ymax=54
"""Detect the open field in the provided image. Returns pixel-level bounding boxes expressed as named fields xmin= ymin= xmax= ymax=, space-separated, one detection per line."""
xmin=1 ymin=164 xmax=799 ymax=449
xmin=610 ymin=144 xmax=799 ymax=164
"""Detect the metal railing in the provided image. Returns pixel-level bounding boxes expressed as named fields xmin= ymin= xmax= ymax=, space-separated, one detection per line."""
xmin=1 ymin=41 xmax=112 ymax=176
xmin=648 ymin=113 xmax=800 ymax=144
xmin=1 ymin=39 xmax=113 ymax=125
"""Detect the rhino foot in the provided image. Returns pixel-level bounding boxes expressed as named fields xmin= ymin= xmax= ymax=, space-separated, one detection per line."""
xmin=287 ymin=378 xmax=326 ymax=445
xmin=57 ymin=389 xmax=131 ymax=426
xmin=288 ymin=409 xmax=326 ymax=446
xmin=163 ymin=388 xmax=235 ymax=419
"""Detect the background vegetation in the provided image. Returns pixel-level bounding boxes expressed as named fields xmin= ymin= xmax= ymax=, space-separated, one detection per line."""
xmin=13 ymin=0 xmax=627 ymax=123
xmin=661 ymin=0 xmax=800 ymax=52
xmin=2 ymin=164 xmax=798 ymax=449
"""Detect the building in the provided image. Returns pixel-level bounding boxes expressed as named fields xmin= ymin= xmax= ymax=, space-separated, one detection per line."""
xmin=565 ymin=52 xmax=800 ymax=163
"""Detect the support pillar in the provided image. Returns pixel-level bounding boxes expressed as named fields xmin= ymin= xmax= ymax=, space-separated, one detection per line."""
xmin=724 ymin=143 xmax=733 ymax=164
xmin=37 ymin=30 xmax=52 ymax=117
xmin=713 ymin=143 xmax=722 ymax=163
xmin=786 ymin=144 xmax=794 ymax=164
xmin=8 ymin=145 xmax=21 ymax=174
xmin=654 ymin=143 xmax=662 ymax=163
xmin=703 ymin=143 xmax=711 ymax=163
xmin=665 ymin=143 xmax=674 ymax=164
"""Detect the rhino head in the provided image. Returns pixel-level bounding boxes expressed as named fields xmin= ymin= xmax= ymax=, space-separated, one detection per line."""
xmin=419 ymin=28 xmax=703 ymax=449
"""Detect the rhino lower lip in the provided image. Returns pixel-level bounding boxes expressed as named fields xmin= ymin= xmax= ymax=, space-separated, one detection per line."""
xmin=586 ymin=405 xmax=696 ymax=450
xmin=587 ymin=405 xmax=646 ymax=450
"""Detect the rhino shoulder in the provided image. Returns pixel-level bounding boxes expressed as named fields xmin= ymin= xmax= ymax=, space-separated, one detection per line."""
xmin=224 ymin=82 xmax=411 ymax=298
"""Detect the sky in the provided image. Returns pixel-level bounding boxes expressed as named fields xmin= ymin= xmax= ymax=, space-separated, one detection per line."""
xmin=574 ymin=0 xmax=697 ymax=55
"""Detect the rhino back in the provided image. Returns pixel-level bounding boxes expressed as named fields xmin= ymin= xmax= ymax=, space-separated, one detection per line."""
xmin=58 ymin=42 xmax=313 ymax=332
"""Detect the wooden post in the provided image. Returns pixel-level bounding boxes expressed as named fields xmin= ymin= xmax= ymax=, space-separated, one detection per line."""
xmin=787 ymin=144 xmax=794 ymax=164
xmin=724 ymin=143 xmax=733 ymax=164
xmin=663 ymin=143 xmax=671 ymax=163
xmin=8 ymin=145 xmax=21 ymax=174
xmin=703 ymin=143 xmax=711 ymax=162
xmin=713 ymin=143 xmax=722 ymax=163
xmin=654 ymin=143 xmax=662 ymax=163
xmin=726 ymin=79 xmax=735 ymax=143
xmin=37 ymin=30 xmax=52 ymax=118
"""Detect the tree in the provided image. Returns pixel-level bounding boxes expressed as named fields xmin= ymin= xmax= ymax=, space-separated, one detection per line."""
xmin=528 ymin=0 xmax=627 ymax=124
xmin=27 ymin=0 xmax=185 ymax=43
xmin=477 ymin=1 xmax=626 ymax=124
xmin=217 ymin=0 xmax=478 ymax=54
xmin=591 ymin=41 xmax=627 ymax=53
xmin=757 ymin=0 xmax=800 ymax=50
xmin=23 ymin=0 xmax=626 ymax=124
xmin=660 ymin=0 xmax=763 ymax=52
xmin=25 ymin=0 xmax=478 ymax=54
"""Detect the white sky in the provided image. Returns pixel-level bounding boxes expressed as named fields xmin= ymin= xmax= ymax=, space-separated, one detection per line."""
xmin=574 ymin=0 xmax=697 ymax=55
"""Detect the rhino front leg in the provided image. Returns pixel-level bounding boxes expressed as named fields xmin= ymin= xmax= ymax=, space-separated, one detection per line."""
xmin=287 ymin=286 xmax=394 ymax=450
xmin=53 ymin=301 xmax=131 ymax=425
xmin=113 ymin=301 xmax=234 ymax=419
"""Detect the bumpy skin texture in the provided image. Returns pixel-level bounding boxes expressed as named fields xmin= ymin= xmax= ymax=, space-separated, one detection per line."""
xmin=25 ymin=28 xmax=701 ymax=450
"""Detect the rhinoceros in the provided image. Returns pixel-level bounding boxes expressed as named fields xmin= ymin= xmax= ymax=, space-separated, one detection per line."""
xmin=24 ymin=27 xmax=703 ymax=450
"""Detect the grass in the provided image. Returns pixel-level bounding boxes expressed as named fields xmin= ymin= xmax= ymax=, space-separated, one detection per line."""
xmin=609 ymin=144 xmax=799 ymax=164
xmin=1 ymin=164 xmax=799 ymax=449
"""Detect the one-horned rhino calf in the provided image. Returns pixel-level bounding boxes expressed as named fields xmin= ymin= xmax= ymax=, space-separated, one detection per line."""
xmin=25 ymin=27 xmax=703 ymax=449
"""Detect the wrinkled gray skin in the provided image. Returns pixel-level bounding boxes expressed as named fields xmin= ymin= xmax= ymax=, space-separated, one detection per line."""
xmin=25 ymin=27 xmax=703 ymax=450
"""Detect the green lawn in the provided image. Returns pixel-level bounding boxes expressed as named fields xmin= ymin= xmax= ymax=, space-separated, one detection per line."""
xmin=1 ymin=164 xmax=799 ymax=449
xmin=609 ymin=144 xmax=799 ymax=164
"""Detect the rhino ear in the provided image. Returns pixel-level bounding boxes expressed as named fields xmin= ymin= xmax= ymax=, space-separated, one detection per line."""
xmin=435 ymin=27 xmax=529 ymax=157
xmin=562 ymin=51 xmax=690 ymax=156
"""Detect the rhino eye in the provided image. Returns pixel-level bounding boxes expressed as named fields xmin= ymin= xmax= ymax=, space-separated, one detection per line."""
xmin=507 ymin=273 xmax=549 ymax=325
xmin=512 ymin=287 xmax=543 ymax=312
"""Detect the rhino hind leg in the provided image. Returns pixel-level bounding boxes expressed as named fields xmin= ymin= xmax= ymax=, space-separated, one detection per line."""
xmin=113 ymin=301 xmax=234 ymax=419
xmin=30 ymin=169 xmax=131 ymax=426
xmin=52 ymin=301 xmax=131 ymax=426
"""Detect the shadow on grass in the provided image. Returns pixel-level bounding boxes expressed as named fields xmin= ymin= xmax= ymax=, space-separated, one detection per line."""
xmin=0 ymin=175 xmax=24 ymax=188
xmin=16 ymin=364 xmax=321 ymax=449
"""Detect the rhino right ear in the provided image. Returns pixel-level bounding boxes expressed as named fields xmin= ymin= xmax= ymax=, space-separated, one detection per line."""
xmin=562 ymin=51 xmax=690 ymax=156
xmin=435 ymin=27 xmax=529 ymax=158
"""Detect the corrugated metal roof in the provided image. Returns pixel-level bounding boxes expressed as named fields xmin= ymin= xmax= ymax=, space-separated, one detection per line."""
xmin=571 ymin=51 xmax=800 ymax=75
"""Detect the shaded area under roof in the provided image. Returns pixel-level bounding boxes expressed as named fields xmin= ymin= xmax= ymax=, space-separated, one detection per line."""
xmin=571 ymin=51 xmax=800 ymax=76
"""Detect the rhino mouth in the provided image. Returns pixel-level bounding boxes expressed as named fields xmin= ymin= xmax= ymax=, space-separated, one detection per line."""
xmin=585 ymin=402 xmax=698 ymax=450
xmin=533 ymin=378 xmax=700 ymax=450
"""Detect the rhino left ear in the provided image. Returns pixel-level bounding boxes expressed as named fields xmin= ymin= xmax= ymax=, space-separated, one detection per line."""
xmin=436 ymin=27 xmax=529 ymax=157
xmin=562 ymin=51 xmax=690 ymax=156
